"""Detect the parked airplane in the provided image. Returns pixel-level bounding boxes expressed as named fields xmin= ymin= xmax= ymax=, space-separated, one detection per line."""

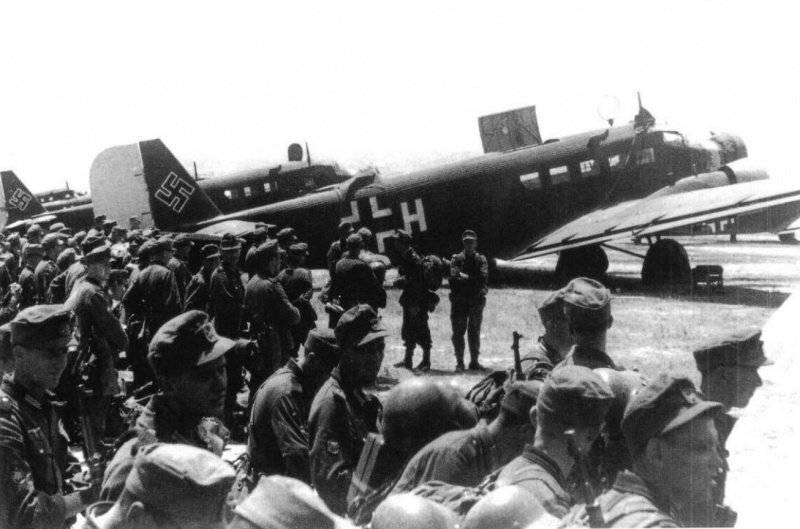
xmin=2 ymin=143 xmax=351 ymax=232
xmin=89 ymin=104 xmax=800 ymax=285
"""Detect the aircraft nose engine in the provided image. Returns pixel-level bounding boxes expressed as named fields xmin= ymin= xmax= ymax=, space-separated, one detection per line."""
xmin=710 ymin=132 xmax=748 ymax=164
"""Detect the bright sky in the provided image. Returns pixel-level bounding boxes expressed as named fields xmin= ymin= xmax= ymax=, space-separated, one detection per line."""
xmin=1 ymin=1 xmax=798 ymax=191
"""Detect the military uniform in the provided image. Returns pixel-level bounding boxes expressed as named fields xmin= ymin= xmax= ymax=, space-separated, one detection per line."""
xmin=562 ymin=470 xmax=679 ymax=527
xmin=494 ymin=444 xmax=572 ymax=518
xmin=0 ymin=379 xmax=71 ymax=529
xmin=559 ymin=344 xmax=619 ymax=370
xmin=247 ymin=359 xmax=312 ymax=481
xmin=34 ymin=258 xmax=59 ymax=305
xmin=329 ymin=255 xmax=386 ymax=314
xmin=63 ymin=261 xmax=87 ymax=301
xmin=449 ymin=234 xmax=489 ymax=368
xmin=210 ymin=260 xmax=244 ymax=338
xmin=0 ymin=257 xmax=18 ymax=298
xmin=184 ymin=267 xmax=214 ymax=312
xmin=309 ymin=367 xmax=381 ymax=514
xmin=17 ymin=263 xmax=38 ymax=309
xmin=396 ymin=244 xmax=433 ymax=367
xmin=167 ymin=255 xmax=191 ymax=303
xmin=520 ymin=338 xmax=561 ymax=380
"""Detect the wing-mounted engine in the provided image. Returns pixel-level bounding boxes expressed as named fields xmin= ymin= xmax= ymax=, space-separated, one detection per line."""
xmin=649 ymin=159 xmax=769 ymax=198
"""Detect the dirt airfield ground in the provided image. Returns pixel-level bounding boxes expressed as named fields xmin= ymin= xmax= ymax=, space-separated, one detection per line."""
xmin=310 ymin=234 xmax=799 ymax=395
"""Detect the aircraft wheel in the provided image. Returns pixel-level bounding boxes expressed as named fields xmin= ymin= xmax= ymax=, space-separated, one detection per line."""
xmin=641 ymin=238 xmax=691 ymax=287
xmin=555 ymin=245 xmax=609 ymax=282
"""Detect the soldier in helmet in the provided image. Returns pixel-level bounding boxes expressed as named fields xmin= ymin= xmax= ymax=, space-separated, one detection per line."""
xmin=0 ymin=305 xmax=99 ymax=529
xmin=371 ymin=493 xmax=457 ymax=529
xmin=563 ymin=373 xmax=725 ymax=527
xmin=328 ymin=233 xmax=386 ymax=319
xmin=520 ymin=288 xmax=574 ymax=380
xmin=461 ymin=486 xmax=559 ymax=529
xmin=449 ymin=229 xmax=489 ymax=372
xmin=494 ymin=366 xmax=614 ymax=518
xmin=33 ymin=233 xmax=64 ymax=304
xmin=558 ymin=277 xmax=619 ymax=370
xmin=309 ymin=304 xmax=387 ymax=514
xmin=247 ymin=327 xmax=339 ymax=482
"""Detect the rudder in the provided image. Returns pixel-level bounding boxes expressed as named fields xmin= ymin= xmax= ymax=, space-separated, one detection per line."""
xmin=1 ymin=170 xmax=46 ymax=223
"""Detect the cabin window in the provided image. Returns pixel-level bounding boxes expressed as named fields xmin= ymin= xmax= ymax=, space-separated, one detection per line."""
xmin=224 ymin=190 xmax=233 ymax=200
xmin=519 ymin=171 xmax=542 ymax=190
xmin=636 ymin=147 xmax=655 ymax=166
xmin=608 ymin=153 xmax=623 ymax=169
xmin=549 ymin=165 xmax=570 ymax=185
xmin=243 ymin=186 xmax=252 ymax=197
xmin=662 ymin=131 xmax=684 ymax=146
xmin=263 ymin=182 xmax=272 ymax=193
xmin=579 ymin=160 xmax=598 ymax=177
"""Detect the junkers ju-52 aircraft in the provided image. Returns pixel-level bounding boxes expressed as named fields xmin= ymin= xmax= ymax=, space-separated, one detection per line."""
xmin=88 ymin=101 xmax=800 ymax=286
xmin=1 ymin=143 xmax=351 ymax=233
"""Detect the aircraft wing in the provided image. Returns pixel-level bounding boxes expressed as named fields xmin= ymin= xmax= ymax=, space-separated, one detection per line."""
xmin=513 ymin=180 xmax=800 ymax=260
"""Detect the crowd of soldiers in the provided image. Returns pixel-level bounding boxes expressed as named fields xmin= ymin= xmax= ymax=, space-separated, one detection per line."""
xmin=0 ymin=213 xmax=770 ymax=528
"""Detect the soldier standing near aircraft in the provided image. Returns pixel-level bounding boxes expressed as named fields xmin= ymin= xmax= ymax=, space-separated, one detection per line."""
xmin=17 ymin=243 xmax=43 ymax=309
xmin=184 ymin=243 xmax=221 ymax=312
xmin=277 ymin=242 xmax=317 ymax=357
xmin=329 ymin=233 xmax=386 ymax=322
xmin=33 ymin=233 xmax=63 ymax=304
xmin=210 ymin=233 xmax=246 ymax=426
xmin=449 ymin=230 xmax=489 ymax=372
xmin=244 ymin=227 xmax=269 ymax=277
xmin=327 ymin=221 xmax=354 ymax=278
xmin=392 ymin=230 xmax=433 ymax=372
xmin=0 ymin=305 xmax=98 ymax=529
xmin=167 ymin=233 xmax=193 ymax=303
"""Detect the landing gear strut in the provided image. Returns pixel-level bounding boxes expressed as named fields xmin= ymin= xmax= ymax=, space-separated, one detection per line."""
xmin=555 ymin=245 xmax=609 ymax=282
xmin=641 ymin=238 xmax=691 ymax=287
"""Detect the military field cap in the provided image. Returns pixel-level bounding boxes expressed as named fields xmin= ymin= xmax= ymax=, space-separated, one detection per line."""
xmin=693 ymin=330 xmax=772 ymax=372
xmin=338 ymin=220 xmax=354 ymax=234
xmin=111 ymin=225 xmax=126 ymax=235
xmin=220 ymin=233 xmax=242 ymax=251
xmin=201 ymin=243 xmax=221 ymax=260
xmin=102 ymin=219 xmax=117 ymax=229
xmin=357 ymin=226 xmax=373 ymax=240
xmin=59 ymin=227 xmax=73 ymax=236
xmin=289 ymin=242 xmax=309 ymax=255
xmin=126 ymin=229 xmax=142 ymax=242
xmin=148 ymin=310 xmax=236 ymax=376
xmin=22 ymin=243 xmax=44 ymax=258
xmin=304 ymin=328 xmax=340 ymax=364
xmin=41 ymin=233 xmax=64 ymax=250
xmin=5 ymin=304 xmax=75 ymax=349
xmin=125 ymin=443 xmax=235 ymax=526
xmin=72 ymin=230 xmax=87 ymax=243
xmin=335 ymin=304 xmax=390 ymax=349
xmin=7 ymin=232 xmax=20 ymax=245
xmin=48 ymin=222 xmax=66 ymax=233
xmin=108 ymin=268 xmax=130 ymax=283
xmin=56 ymin=248 xmax=77 ymax=270
xmin=81 ymin=234 xmax=111 ymax=259
xmin=501 ymin=380 xmax=543 ymax=421
xmin=622 ymin=373 xmax=723 ymax=456
xmin=345 ymin=233 xmax=363 ymax=247
xmin=394 ymin=229 xmax=412 ymax=243
xmin=26 ymin=224 xmax=42 ymax=237
xmin=266 ymin=224 xmax=280 ymax=237
xmin=563 ymin=277 xmax=611 ymax=330
xmin=234 ymin=475 xmax=354 ymax=529
xmin=537 ymin=365 xmax=614 ymax=427
xmin=153 ymin=236 xmax=174 ymax=253
xmin=137 ymin=239 xmax=156 ymax=259
xmin=538 ymin=288 xmax=566 ymax=321
xmin=173 ymin=232 xmax=194 ymax=247
xmin=254 ymin=239 xmax=280 ymax=260
xmin=277 ymin=227 xmax=296 ymax=243
xmin=253 ymin=227 xmax=268 ymax=240
xmin=462 ymin=229 xmax=478 ymax=241
xmin=93 ymin=214 xmax=106 ymax=226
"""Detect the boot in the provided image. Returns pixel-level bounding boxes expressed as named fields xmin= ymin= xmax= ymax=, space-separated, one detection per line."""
xmin=468 ymin=353 xmax=486 ymax=371
xmin=414 ymin=348 xmax=431 ymax=373
xmin=454 ymin=352 xmax=465 ymax=373
xmin=393 ymin=347 xmax=414 ymax=370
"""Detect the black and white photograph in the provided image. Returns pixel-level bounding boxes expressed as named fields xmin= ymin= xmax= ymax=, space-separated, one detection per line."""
xmin=0 ymin=1 xmax=798 ymax=527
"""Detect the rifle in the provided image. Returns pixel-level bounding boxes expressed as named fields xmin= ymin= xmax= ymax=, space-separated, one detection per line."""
xmin=565 ymin=429 xmax=604 ymax=528
xmin=511 ymin=331 xmax=523 ymax=378
xmin=75 ymin=384 xmax=106 ymax=491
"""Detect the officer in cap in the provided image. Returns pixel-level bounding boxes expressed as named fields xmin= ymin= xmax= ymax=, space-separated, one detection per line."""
xmin=392 ymin=380 xmax=540 ymax=494
xmin=168 ymin=233 xmax=194 ymax=302
xmin=563 ymin=373 xmax=725 ymax=527
xmin=229 ymin=475 xmax=356 ymax=529
xmin=48 ymin=222 xmax=66 ymax=234
xmin=65 ymin=235 xmax=128 ymax=440
xmin=81 ymin=443 xmax=235 ymax=529
xmin=244 ymin=227 xmax=269 ymax=277
xmin=694 ymin=329 xmax=771 ymax=517
xmin=18 ymin=243 xmax=44 ymax=308
xmin=348 ymin=379 xmax=478 ymax=524
xmin=210 ymin=233 xmax=245 ymax=340
xmin=184 ymin=243 xmax=221 ymax=313
xmin=0 ymin=305 xmax=100 ymax=528
xmin=371 ymin=493 xmax=457 ymax=529
xmin=521 ymin=288 xmax=574 ymax=380
xmin=122 ymin=236 xmax=182 ymax=389
xmin=34 ymin=233 xmax=64 ymax=303
xmin=100 ymin=310 xmax=235 ymax=501
xmin=461 ymin=486 xmax=559 ymax=529
xmin=558 ymin=277 xmax=618 ymax=370
xmin=328 ymin=233 xmax=386 ymax=325
xmin=277 ymin=241 xmax=318 ymax=357
xmin=309 ymin=304 xmax=388 ymax=514
xmin=449 ymin=229 xmax=489 ymax=372
xmin=243 ymin=240 xmax=301 ymax=392
xmin=494 ymin=365 xmax=614 ymax=517
xmin=247 ymin=328 xmax=340 ymax=481
xmin=391 ymin=229 xmax=435 ymax=372
xmin=326 ymin=221 xmax=355 ymax=279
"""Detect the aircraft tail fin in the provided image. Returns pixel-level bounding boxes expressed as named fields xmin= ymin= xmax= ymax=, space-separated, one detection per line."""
xmin=90 ymin=139 xmax=221 ymax=232
xmin=1 ymin=170 xmax=46 ymax=223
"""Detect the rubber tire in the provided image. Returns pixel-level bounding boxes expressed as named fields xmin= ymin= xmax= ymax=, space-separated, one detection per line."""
xmin=555 ymin=245 xmax=609 ymax=282
xmin=641 ymin=239 xmax=691 ymax=287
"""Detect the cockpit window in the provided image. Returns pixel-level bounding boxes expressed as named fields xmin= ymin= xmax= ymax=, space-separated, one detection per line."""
xmin=608 ymin=154 xmax=623 ymax=168
xmin=635 ymin=147 xmax=655 ymax=166
xmin=662 ymin=131 xmax=685 ymax=146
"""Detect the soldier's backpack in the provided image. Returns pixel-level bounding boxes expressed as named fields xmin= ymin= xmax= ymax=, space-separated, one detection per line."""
xmin=422 ymin=255 xmax=445 ymax=291
xmin=465 ymin=369 xmax=516 ymax=421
